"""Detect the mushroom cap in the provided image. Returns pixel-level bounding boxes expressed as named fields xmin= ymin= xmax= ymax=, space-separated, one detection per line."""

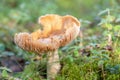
xmin=14 ymin=14 xmax=80 ymax=54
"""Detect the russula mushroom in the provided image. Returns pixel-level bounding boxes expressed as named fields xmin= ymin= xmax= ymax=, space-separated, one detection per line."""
xmin=14 ymin=14 xmax=80 ymax=80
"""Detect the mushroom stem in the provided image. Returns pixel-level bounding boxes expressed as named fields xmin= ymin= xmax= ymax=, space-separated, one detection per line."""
xmin=47 ymin=49 xmax=61 ymax=80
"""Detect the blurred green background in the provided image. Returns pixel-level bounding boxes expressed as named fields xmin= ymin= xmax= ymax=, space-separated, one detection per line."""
xmin=0 ymin=0 xmax=119 ymax=54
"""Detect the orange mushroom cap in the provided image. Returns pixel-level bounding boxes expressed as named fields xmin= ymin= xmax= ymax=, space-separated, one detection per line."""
xmin=14 ymin=14 xmax=80 ymax=54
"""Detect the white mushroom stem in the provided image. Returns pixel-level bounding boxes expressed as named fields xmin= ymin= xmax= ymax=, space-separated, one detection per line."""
xmin=47 ymin=49 xmax=61 ymax=80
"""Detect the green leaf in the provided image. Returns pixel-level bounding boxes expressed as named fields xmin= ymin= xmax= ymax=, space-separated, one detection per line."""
xmin=105 ymin=23 xmax=113 ymax=30
xmin=0 ymin=43 xmax=5 ymax=52
xmin=0 ymin=67 xmax=12 ymax=72
xmin=98 ymin=60 xmax=104 ymax=67
xmin=74 ymin=50 xmax=79 ymax=57
xmin=2 ymin=70 xmax=9 ymax=78
xmin=114 ymin=25 xmax=120 ymax=31
xmin=67 ymin=55 xmax=74 ymax=63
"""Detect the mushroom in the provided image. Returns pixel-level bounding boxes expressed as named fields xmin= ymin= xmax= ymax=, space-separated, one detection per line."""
xmin=14 ymin=14 xmax=80 ymax=80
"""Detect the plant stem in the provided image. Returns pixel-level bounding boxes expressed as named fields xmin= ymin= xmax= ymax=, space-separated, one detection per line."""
xmin=108 ymin=34 xmax=112 ymax=45
xmin=79 ymin=30 xmax=83 ymax=47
